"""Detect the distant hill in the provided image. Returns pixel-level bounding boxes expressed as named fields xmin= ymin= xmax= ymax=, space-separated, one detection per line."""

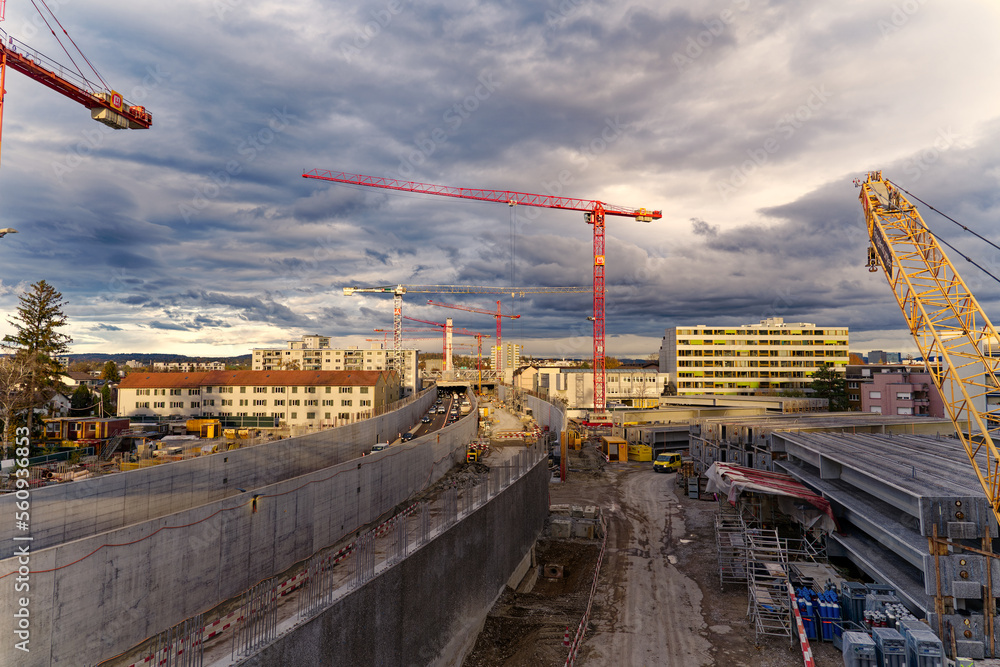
xmin=66 ymin=353 xmax=252 ymax=367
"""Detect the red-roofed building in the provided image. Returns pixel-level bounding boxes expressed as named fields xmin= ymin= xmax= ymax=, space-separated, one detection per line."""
xmin=117 ymin=369 xmax=399 ymax=427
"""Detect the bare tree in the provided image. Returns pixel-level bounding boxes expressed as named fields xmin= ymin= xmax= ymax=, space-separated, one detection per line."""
xmin=0 ymin=353 xmax=33 ymax=458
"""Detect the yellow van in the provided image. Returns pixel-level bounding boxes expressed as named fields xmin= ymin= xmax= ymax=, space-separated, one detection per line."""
xmin=653 ymin=452 xmax=682 ymax=473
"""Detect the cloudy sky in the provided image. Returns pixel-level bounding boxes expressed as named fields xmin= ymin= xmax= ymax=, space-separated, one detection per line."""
xmin=0 ymin=0 xmax=998 ymax=361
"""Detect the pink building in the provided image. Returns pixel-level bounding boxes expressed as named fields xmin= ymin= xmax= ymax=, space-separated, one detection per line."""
xmin=861 ymin=370 xmax=944 ymax=417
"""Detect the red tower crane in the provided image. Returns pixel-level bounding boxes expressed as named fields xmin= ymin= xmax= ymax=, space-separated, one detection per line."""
xmin=427 ymin=299 xmax=519 ymax=371
xmin=305 ymin=169 xmax=662 ymax=413
xmin=0 ymin=1 xmax=152 ymax=164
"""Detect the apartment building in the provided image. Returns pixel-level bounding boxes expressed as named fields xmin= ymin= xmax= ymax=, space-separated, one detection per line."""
xmin=251 ymin=335 xmax=419 ymax=396
xmin=659 ymin=317 xmax=849 ymax=396
xmin=152 ymin=361 xmax=227 ymax=372
xmin=860 ymin=369 xmax=944 ymax=417
xmin=118 ymin=369 xmax=398 ymax=428
xmin=489 ymin=342 xmax=523 ymax=371
xmin=532 ymin=367 xmax=668 ymax=413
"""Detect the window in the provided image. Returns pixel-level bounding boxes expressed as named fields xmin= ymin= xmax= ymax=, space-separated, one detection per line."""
xmin=290 ymin=412 xmax=297 ymax=419
xmin=360 ymin=400 xmax=371 ymax=407
xmin=190 ymin=402 xmax=200 ymax=408
xmin=170 ymin=389 xmax=182 ymax=396
xmin=338 ymin=412 xmax=350 ymax=420
xmin=273 ymin=399 xmax=285 ymax=406
xmin=154 ymin=401 xmax=165 ymax=408
xmin=254 ymin=399 xmax=267 ymax=406
xmin=849 ymin=394 xmax=859 ymax=402
xmin=240 ymin=386 xmax=247 ymax=393
xmin=239 ymin=399 xmax=248 ymax=406
xmin=305 ymin=399 xmax=318 ymax=406
xmin=170 ymin=401 xmax=183 ymax=408
xmin=290 ymin=399 xmax=300 ymax=406
xmin=360 ymin=387 xmax=369 ymax=394
xmin=136 ymin=389 xmax=150 ymax=396
xmin=137 ymin=401 xmax=150 ymax=408
xmin=188 ymin=389 xmax=200 ymax=396
xmin=205 ymin=399 xmax=215 ymax=406
xmin=870 ymin=406 xmax=882 ymax=414
xmin=869 ymin=391 xmax=881 ymax=399
xmin=306 ymin=412 xmax=316 ymax=420
xmin=221 ymin=399 xmax=233 ymax=406
xmin=254 ymin=386 xmax=267 ymax=393
xmin=847 ymin=382 xmax=859 ymax=388
xmin=341 ymin=399 xmax=352 ymax=406
xmin=205 ymin=386 xmax=213 ymax=393
xmin=324 ymin=412 xmax=331 ymax=419
xmin=305 ymin=387 xmax=316 ymax=394
xmin=896 ymin=392 xmax=912 ymax=400
xmin=897 ymin=407 xmax=912 ymax=415
xmin=253 ymin=411 xmax=268 ymax=417
xmin=339 ymin=387 xmax=352 ymax=394
xmin=292 ymin=387 xmax=298 ymax=393
xmin=272 ymin=387 xmax=285 ymax=393
xmin=325 ymin=387 xmax=332 ymax=393
xmin=322 ymin=399 xmax=333 ymax=406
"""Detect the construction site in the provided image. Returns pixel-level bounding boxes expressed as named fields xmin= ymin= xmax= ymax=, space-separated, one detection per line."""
xmin=2 ymin=1 xmax=1000 ymax=666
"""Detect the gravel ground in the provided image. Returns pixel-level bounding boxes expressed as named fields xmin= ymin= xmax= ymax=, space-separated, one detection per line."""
xmin=462 ymin=441 xmax=845 ymax=667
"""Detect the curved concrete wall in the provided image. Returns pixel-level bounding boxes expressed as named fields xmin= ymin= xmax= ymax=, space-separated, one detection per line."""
xmin=0 ymin=392 xmax=480 ymax=667
xmin=239 ymin=458 xmax=550 ymax=667
xmin=0 ymin=388 xmax=437 ymax=560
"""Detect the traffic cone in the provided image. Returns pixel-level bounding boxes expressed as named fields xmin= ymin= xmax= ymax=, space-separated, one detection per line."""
xmin=563 ymin=626 xmax=571 ymax=647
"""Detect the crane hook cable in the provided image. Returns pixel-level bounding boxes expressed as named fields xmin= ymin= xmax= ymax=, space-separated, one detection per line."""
xmin=884 ymin=179 xmax=1000 ymax=288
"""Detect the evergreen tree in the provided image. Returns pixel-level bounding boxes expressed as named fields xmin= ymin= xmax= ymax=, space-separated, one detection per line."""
xmin=100 ymin=384 xmax=114 ymax=417
xmin=101 ymin=360 xmax=120 ymax=383
xmin=809 ymin=363 xmax=848 ymax=411
xmin=70 ymin=384 xmax=93 ymax=417
xmin=2 ymin=281 xmax=73 ymax=431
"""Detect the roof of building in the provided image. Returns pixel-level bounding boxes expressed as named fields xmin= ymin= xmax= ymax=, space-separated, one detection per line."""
xmin=63 ymin=371 xmax=101 ymax=381
xmin=119 ymin=369 xmax=392 ymax=389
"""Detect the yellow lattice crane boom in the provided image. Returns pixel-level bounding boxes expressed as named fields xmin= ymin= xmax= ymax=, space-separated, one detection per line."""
xmin=860 ymin=170 xmax=1000 ymax=527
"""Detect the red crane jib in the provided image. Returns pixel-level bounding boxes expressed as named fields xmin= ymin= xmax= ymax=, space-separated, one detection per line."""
xmin=302 ymin=170 xmax=661 ymax=220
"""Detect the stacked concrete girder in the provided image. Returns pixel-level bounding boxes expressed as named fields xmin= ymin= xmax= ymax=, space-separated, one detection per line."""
xmin=772 ymin=431 xmax=998 ymax=659
xmin=688 ymin=413 xmax=954 ymax=474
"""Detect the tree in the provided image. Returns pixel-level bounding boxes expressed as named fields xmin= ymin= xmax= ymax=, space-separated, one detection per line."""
xmin=0 ymin=352 xmax=33 ymax=458
xmin=101 ymin=360 xmax=120 ymax=383
xmin=809 ymin=363 xmax=848 ymax=411
xmin=99 ymin=384 xmax=114 ymax=417
xmin=2 ymin=281 xmax=72 ymax=432
xmin=70 ymin=384 xmax=93 ymax=417
xmin=605 ymin=357 xmax=621 ymax=369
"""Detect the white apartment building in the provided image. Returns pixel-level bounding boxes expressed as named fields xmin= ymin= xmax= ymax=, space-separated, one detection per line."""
xmin=532 ymin=367 xmax=668 ymax=414
xmin=659 ymin=317 xmax=849 ymax=396
xmin=118 ymin=369 xmax=398 ymax=428
xmin=152 ymin=361 xmax=227 ymax=372
xmin=489 ymin=342 xmax=523 ymax=371
xmin=251 ymin=336 xmax=419 ymax=397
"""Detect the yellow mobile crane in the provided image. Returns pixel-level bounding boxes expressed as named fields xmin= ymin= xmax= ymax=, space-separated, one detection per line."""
xmin=859 ymin=171 xmax=1000 ymax=528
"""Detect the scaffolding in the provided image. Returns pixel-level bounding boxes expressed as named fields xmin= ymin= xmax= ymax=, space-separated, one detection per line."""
xmin=715 ymin=509 xmax=748 ymax=587
xmin=746 ymin=528 xmax=792 ymax=644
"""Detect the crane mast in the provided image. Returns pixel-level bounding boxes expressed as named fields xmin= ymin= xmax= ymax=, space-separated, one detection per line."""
xmin=427 ymin=299 xmax=519 ymax=372
xmin=344 ymin=283 xmax=588 ymax=392
xmin=860 ymin=170 xmax=1000 ymax=528
xmin=310 ymin=170 xmax=662 ymax=412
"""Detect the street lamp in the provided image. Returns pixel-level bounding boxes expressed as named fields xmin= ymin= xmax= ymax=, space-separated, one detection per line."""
xmin=0 ymin=228 xmax=17 ymax=238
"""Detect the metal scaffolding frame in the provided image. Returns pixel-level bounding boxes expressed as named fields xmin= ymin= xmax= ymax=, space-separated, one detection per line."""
xmin=746 ymin=528 xmax=792 ymax=644
xmin=715 ymin=509 xmax=748 ymax=587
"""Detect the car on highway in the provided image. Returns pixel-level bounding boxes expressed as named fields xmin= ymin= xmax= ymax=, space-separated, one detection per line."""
xmin=402 ymin=432 xmax=416 ymax=441
xmin=421 ymin=416 xmax=432 ymax=424
xmin=437 ymin=406 xmax=446 ymax=413
xmin=370 ymin=442 xmax=389 ymax=454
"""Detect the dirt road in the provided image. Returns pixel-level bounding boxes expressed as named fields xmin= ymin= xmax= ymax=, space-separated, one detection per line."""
xmin=581 ymin=469 xmax=714 ymax=665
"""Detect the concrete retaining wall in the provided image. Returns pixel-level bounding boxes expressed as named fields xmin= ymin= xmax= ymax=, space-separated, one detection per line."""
xmin=500 ymin=387 xmax=566 ymax=438
xmin=0 ymin=398 xmax=477 ymax=667
xmin=0 ymin=388 xmax=437 ymax=560
xmin=239 ymin=458 xmax=550 ymax=667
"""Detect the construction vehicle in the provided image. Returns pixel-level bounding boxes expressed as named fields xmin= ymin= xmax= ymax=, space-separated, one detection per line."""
xmin=466 ymin=443 xmax=483 ymax=463
xmin=859 ymin=171 xmax=1000 ymax=528
xmin=0 ymin=1 xmax=152 ymax=164
xmin=305 ymin=169 xmax=661 ymax=412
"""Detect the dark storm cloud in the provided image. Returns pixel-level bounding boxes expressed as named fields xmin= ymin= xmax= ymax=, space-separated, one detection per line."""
xmin=0 ymin=0 xmax=996 ymax=356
